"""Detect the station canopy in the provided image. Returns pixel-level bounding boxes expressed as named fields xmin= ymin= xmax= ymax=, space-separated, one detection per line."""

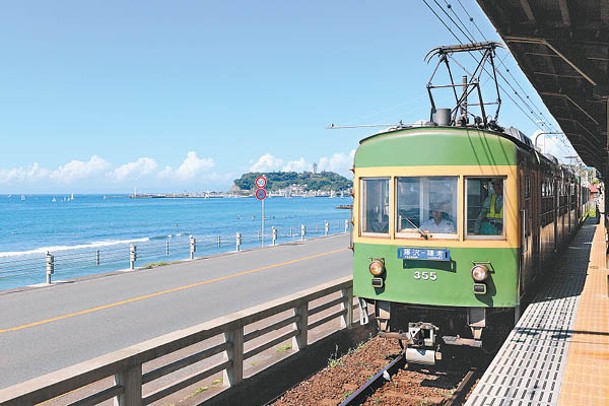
xmin=477 ymin=0 xmax=609 ymax=178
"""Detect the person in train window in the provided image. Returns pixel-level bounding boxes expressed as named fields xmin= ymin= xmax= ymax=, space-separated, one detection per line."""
xmin=474 ymin=178 xmax=504 ymax=235
xmin=420 ymin=202 xmax=456 ymax=233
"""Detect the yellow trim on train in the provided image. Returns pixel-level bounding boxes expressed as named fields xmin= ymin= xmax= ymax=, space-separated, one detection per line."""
xmin=353 ymin=165 xmax=520 ymax=248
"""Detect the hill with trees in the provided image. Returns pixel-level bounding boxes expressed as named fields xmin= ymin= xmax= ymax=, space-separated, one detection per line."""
xmin=233 ymin=171 xmax=352 ymax=195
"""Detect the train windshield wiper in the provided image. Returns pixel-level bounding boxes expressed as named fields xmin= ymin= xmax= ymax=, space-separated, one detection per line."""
xmin=401 ymin=215 xmax=431 ymax=240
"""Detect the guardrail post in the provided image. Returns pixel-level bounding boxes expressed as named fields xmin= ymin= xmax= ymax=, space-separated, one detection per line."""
xmin=115 ymin=364 xmax=142 ymax=405
xmin=45 ymin=252 xmax=54 ymax=284
xmin=223 ymin=326 xmax=244 ymax=387
xmin=341 ymin=286 xmax=354 ymax=328
xmin=344 ymin=219 xmax=349 ymax=233
xmin=190 ymin=236 xmax=196 ymax=260
xmin=236 ymin=232 xmax=241 ymax=252
xmin=289 ymin=226 xmax=293 ymax=237
xmin=217 ymin=235 xmax=221 ymax=248
xmin=324 ymin=220 xmax=329 ymax=236
xmin=272 ymin=227 xmax=277 ymax=246
xmin=301 ymin=224 xmax=306 ymax=241
xmin=129 ymin=244 xmax=137 ymax=270
xmin=292 ymin=302 xmax=309 ymax=351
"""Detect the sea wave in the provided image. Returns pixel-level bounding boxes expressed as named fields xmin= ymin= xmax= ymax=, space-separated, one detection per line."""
xmin=0 ymin=238 xmax=151 ymax=259
xmin=149 ymin=232 xmax=188 ymax=240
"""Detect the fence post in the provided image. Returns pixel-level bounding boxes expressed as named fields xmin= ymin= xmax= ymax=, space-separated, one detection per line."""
xmin=324 ymin=220 xmax=329 ymax=236
xmin=45 ymin=252 xmax=54 ymax=284
xmin=114 ymin=364 xmax=142 ymax=405
xmin=217 ymin=235 xmax=221 ymax=248
xmin=292 ymin=302 xmax=309 ymax=351
xmin=272 ymin=227 xmax=277 ymax=246
xmin=223 ymin=326 xmax=244 ymax=387
xmin=190 ymin=236 xmax=196 ymax=260
xmin=301 ymin=224 xmax=306 ymax=241
xmin=166 ymin=241 xmax=170 ymax=255
xmin=129 ymin=244 xmax=137 ymax=270
xmin=344 ymin=219 xmax=349 ymax=233
xmin=95 ymin=249 xmax=100 ymax=266
xmin=341 ymin=286 xmax=354 ymax=328
xmin=236 ymin=232 xmax=242 ymax=252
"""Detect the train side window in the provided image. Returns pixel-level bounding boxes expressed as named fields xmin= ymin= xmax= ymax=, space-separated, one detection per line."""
xmin=466 ymin=177 xmax=505 ymax=238
xmin=360 ymin=178 xmax=390 ymax=234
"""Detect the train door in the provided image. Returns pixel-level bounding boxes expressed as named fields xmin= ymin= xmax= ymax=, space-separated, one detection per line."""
xmin=554 ymin=175 xmax=559 ymax=253
xmin=519 ymin=161 xmax=535 ymax=294
xmin=531 ymin=165 xmax=541 ymax=275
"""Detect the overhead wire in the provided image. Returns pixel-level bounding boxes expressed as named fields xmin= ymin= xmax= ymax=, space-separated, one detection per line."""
xmin=443 ymin=0 xmax=563 ymax=135
xmin=424 ymin=0 xmax=577 ymax=158
xmin=438 ymin=0 xmax=558 ymax=132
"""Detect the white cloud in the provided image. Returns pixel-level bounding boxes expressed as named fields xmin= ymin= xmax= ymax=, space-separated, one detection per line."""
xmin=317 ymin=150 xmax=355 ymax=177
xmin=249 ymin=151 xmax=354 ymax=178
xmin=0 ymin=163 xmax=48 ymax=184
xmin=109 ymin=157 xmax=158 ymax=182
xmin=50 ymin=156 xmax=109 ymax=183
xmin=249 ymin=153 xmax=284 ymax=172
xmin=159 ymin=151 xmax=214 ymax=181
xmin=282 ymin=158 xmax=307 ymax=172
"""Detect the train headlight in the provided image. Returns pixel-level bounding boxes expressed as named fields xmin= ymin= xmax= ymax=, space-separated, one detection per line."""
xmin=369 ymin=259 xmax=386 ymax=276
xmin=471 ymin=264 xmax=490 ymax=282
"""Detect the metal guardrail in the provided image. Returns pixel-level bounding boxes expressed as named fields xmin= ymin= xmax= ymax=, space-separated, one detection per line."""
xmin=0 ymin=219 xmax=351 ymax=289
xmin=0 ymin=276 xmax=355 ymax=405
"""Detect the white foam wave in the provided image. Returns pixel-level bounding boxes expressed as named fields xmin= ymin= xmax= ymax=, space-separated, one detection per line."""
xmin=0 ymin=238 xmax=150 ymax=258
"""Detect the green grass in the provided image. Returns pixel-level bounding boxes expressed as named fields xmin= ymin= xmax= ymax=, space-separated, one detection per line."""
xmin=277 ymin=342 xmax=292 ymax=353
xmin=141 ymin=261 xmax=177 ymax=269
xmin=191 ymin=386 xmax=209 ymax=395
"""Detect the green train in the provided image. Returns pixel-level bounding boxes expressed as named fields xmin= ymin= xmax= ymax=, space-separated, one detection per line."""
xmin=352 ymin=43 xmax=594 ymax=364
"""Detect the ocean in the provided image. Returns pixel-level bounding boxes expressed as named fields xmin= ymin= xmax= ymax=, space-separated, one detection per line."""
xmin=0 ymin=194 xmax=352 ymax=291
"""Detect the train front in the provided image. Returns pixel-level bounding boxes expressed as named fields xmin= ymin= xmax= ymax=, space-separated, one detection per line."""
xmin=352 ymin=125 xmax=521 ymax=364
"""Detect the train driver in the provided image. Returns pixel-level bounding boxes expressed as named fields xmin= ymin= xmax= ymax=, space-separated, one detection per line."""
xmin=474 ymin=178 xmax=504 ymax=235
xmin=420 ymin=202 xmax=456 ymax=233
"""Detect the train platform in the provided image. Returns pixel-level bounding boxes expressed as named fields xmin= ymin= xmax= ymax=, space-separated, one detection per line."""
xmin=466 ymin=218 xmax=609 ymax=406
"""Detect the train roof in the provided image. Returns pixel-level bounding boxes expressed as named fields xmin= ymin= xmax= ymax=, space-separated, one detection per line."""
xmin=358 ymin=124 xmax=576 ymax=177
xmin=362 ymin=123 xmax=533 ymax=150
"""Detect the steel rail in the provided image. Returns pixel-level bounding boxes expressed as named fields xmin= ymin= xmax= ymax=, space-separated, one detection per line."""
xmin=338 ymin=352 xmax=406 ymax=406
xmin=443 ymin=367 xmax=479 ymax=406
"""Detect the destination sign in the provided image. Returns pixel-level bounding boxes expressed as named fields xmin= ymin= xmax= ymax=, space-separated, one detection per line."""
xmin=397 ymin=248 xmax=450 ymax=261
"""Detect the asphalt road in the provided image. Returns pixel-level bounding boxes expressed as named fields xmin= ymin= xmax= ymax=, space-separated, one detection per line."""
xmin=0 ymin=234 xmax=352 ymax=389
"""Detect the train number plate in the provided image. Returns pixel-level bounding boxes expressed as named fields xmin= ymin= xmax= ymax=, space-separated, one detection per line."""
xmin=397 ymin=248 xmax=450 ymax=261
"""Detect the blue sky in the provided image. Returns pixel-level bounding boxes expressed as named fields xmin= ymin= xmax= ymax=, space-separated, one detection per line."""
xmin=0 ymin=1 xmax=576 ymax=194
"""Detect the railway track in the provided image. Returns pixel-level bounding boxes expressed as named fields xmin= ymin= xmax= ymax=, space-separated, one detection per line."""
xmin=272 ymin=336 xmax=490 ymax=406
xmin=338 ymin=352 xmax=406 ymax=406
xmin=338 ymin=351 xmax=480 ymax=406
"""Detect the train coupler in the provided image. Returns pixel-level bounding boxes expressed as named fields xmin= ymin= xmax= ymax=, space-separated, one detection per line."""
xmin=378 ymin=322 xmax=439 ymax=347
xmin=380 ymin=323 xmax=442 ymax=366
xmin=405 ymin=347 xmax=441 ymax=365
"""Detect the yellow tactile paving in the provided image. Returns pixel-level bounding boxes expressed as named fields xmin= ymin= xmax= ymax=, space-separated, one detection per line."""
xmin=558 ymin=221 xmax=609 ymax=406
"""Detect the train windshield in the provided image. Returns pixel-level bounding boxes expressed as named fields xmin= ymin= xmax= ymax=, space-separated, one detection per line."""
xmin=466 ymin=177 xmax=505 ymax=237
xmin=360 ymin=178 xmax=390 ymax=234
xmin=396 ymin=177 xmax=458 ymax=237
